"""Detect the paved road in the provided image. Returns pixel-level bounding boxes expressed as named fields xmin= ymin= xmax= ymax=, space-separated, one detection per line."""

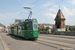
xmin=0 ymin=37 xmax=4 ymax=50
xmin=0 ymin=33 xmax=75 ymax=50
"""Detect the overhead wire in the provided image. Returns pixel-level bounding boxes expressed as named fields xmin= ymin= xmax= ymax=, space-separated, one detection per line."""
xmin=34 ymin=0 xmax=63 ymax=13
xmin=0 ymin=11 xmax=16 ymax=19
xmin=29 ymin=0 xmax=38 ymax=7
xmin=17 ymin=0 xmax=38 ymax=18
xmin=0 ymin=0 xmax=63 ymax=19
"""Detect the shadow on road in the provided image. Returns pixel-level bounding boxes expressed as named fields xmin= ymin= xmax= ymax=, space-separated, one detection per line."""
xmin=6 ymin=34 xmax=31 ymax=41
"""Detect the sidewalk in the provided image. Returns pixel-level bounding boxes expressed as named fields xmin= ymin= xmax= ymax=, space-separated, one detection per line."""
xmin=0 ymin=37 xmax=4 ymax=50
xmin=0 ymin=35 xmax=10 ymax=50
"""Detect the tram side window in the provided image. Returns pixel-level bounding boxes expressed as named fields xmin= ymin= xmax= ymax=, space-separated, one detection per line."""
xmin=14 ymin=27 xmax=17 ymax=30
xmin=25 ymin=23 xmax=32 ymax=30
xmin=21 ymin=25 xmax=24 ymax=30
xmin=8 ymin=28 xmax=10 ymax=31
xmin=28 ymin=23 xmax=32 ymax=30
xmin=18 ymin=26 xmax=21 ymax=30
xmin=25 ymin=24 xmax=27 ymax=30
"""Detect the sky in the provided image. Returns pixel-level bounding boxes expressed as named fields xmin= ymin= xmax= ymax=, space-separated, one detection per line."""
xmin=0 ymin=0 xmax=75 ymax=27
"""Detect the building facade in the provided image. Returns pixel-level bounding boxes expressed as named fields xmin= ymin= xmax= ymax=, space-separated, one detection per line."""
xmin=14 ymin=19 xmax=21 ymax=25
xmin=0 ymin=23 xmax=6 ymax=32
xmin=38 ymin=23 xmax=54 ymax=28
xmin=55 ymin=9 xmax=66 ymax=31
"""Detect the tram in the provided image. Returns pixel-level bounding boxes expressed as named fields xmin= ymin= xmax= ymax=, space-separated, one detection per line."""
xmin=8 ymin=19 xmax=38 ymax=40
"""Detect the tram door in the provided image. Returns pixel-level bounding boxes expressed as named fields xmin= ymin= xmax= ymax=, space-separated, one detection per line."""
xmin=25 ymin=24 xmax=28 ymax=39
xmin=11 ymin=27 xmax=14 ymax=34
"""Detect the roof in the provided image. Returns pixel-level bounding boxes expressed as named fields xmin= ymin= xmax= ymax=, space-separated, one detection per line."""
xmin=15 ymin=19 xmax=21 ymax=21
xmin=38 ymin=23 xmax=54 ymax=26
xmin=0 ymin=23 xmax=6 ymax=27
xmin=14 ymin=19 xmax=21 ymax=24
xmin=55 ymin=9 xmax=65 ymax=20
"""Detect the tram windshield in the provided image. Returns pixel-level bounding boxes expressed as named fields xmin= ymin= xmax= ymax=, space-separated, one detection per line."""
xmin=33 ymin=23 xmax=38 ymax=30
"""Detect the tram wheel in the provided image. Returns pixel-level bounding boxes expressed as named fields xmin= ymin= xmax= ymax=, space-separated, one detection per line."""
xmin=31 ymin=38 xmax=38 ymax=41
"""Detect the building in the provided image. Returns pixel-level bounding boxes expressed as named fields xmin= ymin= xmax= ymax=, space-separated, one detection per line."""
xmin=14 ymin=19 xmax=21 ymax=25
xmin=38 ymin=23 xmax=54 ymax=28
xmin=0 ymin=23 xmax=6 ymax=32
xmin=8 ymin=23 xmax=14 ymax=27
xmin=55 ymin=9 xmax=66 ymax=31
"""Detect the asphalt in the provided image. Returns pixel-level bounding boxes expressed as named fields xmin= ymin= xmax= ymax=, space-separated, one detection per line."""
xmin=0 ymin=36 xmax=4 ymax=50
xmin=0 ymin=33 xmax=10 ymax=50
xmin=0 ymin=33 xmax=75 ymax=50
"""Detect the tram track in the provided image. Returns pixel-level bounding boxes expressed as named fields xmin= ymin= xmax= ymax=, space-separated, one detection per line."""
xmin=39 ymin=36 xmax=75 ymax=44
xmin=37 ymin=40 xmax=73 ymax=48
xmin=39 ymin=34 xmax=75 ymax=39
xmin=35 ymin=38 xmax=75 ymax=50
xmin=35 ymin=34 xmax=75 ymax=50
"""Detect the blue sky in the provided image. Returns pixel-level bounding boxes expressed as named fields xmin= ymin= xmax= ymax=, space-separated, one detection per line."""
xmin=0 ymin=0 xmax=75 ymax=26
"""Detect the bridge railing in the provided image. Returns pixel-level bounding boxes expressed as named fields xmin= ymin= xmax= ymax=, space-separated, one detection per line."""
xmin=39 ymin=31 xmax=75 ymax=36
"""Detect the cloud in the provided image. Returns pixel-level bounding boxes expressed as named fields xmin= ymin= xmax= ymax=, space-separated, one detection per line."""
xmin=44 ymin=13 xmax=56 ymax=18
xmin=66 ymin=20 xmax=75 ymax=25
xmin=62 ymin=6 xmax=75 ymax=18
xmin=62 ymin=6 xmax=75 ymax=25
xmin=23 ymin=4 xmax=34 ymax=8
xmin=71 ymin=0 xmax=75 ymax=4
xmin=0 ymin=11 xmax=26 ymax=26
xmin=68 ymin=0 xmax=75 ymax=4
xmin=43 ymin=6 xmax=75 ymax=25
xmin=0 ymin=12 xmax=21 ymax=20
xmin=49 ymin=9 xmax=56 ymax=12
xmin=62 ymin=6 xmax=73 ymax=18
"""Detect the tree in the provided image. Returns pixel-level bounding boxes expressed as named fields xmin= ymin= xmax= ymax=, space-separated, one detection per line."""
xmin=43 ymin=27 xmax=46 ymax=31
xmin=46 ymin=27 xmax=50 ymax=31
xmin=73 ymin=27 xmax=75 ymax=31
xmin=66 ymin=28 xmax=67 ymax=31
xmin=38 ymin=27 xmax=42 ymax=32
xmin=69 ymin=27 xmax=73 ymax=31
xmin=38 ymin=26 xmax=50 ymax=32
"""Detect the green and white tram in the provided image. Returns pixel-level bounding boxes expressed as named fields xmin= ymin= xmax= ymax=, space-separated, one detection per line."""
xmin=8 ymin=19 xmax=38 ymax=40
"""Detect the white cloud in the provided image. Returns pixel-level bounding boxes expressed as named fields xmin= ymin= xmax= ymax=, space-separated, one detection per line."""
xmin=0 ymin=12 xmax=21 ymax=20
xmin=62 ymin=6 xmax=73 ymax=18
xmin=62 ymin=6 xmax=75 ymax=25
xmin=49 ymin=9 xmax=56 ymax=12
xmin=71 ymin=0 xmax=75 ymax=4
xmin=66 ymin=20 xmax=75 ymax=25
xmin=23 ymin=4 xmax=34 ymax=8
xmin=44 ymin=13 xmax=56 ymax=18
xmin=69 ymin=0 xmax=75 ymax=4
xmin=43 ymin=6 xmax=75 ymax=25
xmin=62 ymin=6 xmax=75 ymax=18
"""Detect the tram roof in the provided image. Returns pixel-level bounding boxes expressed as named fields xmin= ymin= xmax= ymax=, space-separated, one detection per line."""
xmin=13 ymin=19 xmax=37 ymax=27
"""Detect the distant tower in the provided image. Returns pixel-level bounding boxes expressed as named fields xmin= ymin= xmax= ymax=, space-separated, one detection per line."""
xmin=55 ymin=8 xmax=66 ymax=31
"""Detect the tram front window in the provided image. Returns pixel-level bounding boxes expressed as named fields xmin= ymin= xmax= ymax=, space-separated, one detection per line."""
xmin=33 ymin=23 xmax=38 ymax=30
